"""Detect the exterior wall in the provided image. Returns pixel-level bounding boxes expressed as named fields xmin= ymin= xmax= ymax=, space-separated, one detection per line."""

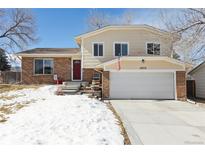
xmin=102 ymin=71 xmax=110 ymax=99
xmin=192 ymin=64 xmax=205 ymax=98
xmin=105 ymin=59 xmax=184 ymax=70
xmin=83 ymin=68 xmax=95 ymax=83
xmin=22 ymin=57 xmax=71 ymax=84
xmin=83 ymin=29 xmax=173 ymax=68
xmin=176 ymin=71 xmax=187 ymax=101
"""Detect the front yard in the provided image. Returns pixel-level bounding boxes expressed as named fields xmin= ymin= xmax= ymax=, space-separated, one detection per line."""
xmin=0 ymin=85 xmax=123 ymax=144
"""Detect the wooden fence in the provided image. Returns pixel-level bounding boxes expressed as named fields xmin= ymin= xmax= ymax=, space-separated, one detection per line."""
xmin=0 ymin=71 xmax=21 ymax=84
xmin=187 ymin=80 xmax=196 ymax=98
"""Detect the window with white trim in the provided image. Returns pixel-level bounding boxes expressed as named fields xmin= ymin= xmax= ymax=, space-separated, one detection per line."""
xmin=114 ymin=43 xmax=128 ymax=56
xmin=147 ymin=43 xmax=160 ymax=55
xmin=34 ymin=59 xmax=53 ymax=75
xmin=93 ymin=43 xmax=103 ymax=57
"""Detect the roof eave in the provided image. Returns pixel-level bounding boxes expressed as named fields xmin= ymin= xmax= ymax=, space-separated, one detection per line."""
xmin=189 ymin=61 xmax=205 ymax=75
xmin=16 ymin=53 xmax=81 ymax=57
xmin=95 ymin=56 xmax=185 ymax=69
xmin=75 ymin=25 xmax=174 ymax=40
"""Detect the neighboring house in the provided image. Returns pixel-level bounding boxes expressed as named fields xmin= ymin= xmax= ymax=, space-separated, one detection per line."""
xmin=189 ymin=61 xmax=205 ymax=99
xmin=17 ymin=25 xmax=186 ymax=100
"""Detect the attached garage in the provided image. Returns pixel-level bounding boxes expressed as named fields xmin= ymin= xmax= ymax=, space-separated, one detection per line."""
xmin=110 ymin=71 xmax=175 ymax=99
xmin=100 ymin=57 xmax=186 ymax=100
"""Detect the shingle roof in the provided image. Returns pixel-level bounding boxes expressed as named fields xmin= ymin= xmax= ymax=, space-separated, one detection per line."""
xmin=17 ymin=48 xmax=80 ymax=55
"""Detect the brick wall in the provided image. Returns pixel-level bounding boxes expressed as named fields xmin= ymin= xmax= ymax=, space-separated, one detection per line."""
xmin=102 ymin=71 xmax=109 ymax=99
xmin=54 ymin=58 xmax=71 ymax=81
xmin=22 ymin=57 xmax=71 ymax=84
xmin=83 ymin=68 xmax=95 ymax=83
xmin=176 ymin=71 xmax=187 ymax=101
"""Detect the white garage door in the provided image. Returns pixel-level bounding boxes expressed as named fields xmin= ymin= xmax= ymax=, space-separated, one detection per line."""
xmin=110 ymin=72 xmax=175 ymax=99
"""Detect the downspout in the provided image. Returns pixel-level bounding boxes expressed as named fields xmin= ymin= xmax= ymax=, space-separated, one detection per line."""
xmin=18 ymin=55 xmax=23 ymax=83
xmin=81 ymin=38 xmax=84 ymax=81
xmin=170 ymin=34 xmax=174 ymax=59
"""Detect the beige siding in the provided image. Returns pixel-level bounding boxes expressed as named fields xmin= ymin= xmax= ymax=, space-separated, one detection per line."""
xmin=192 ymin=64 xmax=205 ymax=98
xmin=83 ymin=29 xmax=172 ymax=68
xmin=105 ymin=60 xmax=184 ymax=70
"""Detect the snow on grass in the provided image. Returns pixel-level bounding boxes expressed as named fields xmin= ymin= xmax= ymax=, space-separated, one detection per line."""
xmin=0 ymin=85 xmax=124 ymax=144
xmin=0 ymin=85 xmax=53 ymax=106
xmin=0 ymin=84 xmax=39 ymax=93
xmin=0 ymin=86 xmax=55 ymax=122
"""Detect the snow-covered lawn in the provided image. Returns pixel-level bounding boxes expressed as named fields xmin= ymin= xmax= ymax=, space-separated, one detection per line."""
xmin=0 ymin=85 xmax=123 ymax=144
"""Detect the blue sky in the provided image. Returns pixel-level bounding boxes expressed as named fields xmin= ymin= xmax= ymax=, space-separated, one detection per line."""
xmin=31 ymin=8 xmax=172 ymax=49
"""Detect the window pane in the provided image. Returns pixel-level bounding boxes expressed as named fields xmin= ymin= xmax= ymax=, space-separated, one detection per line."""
xmin=99 ymin=44 xmax=103 ymax=56
xmin=154 ymin=44 xmax=160 ymax=55
xmin=94 ymin=44 xmax=98 ymax=56
xmin=115 ymin=44 xmax=121 ymax=56
xmin=147 ymin=43 xmax=153 ymax=54
xmin=44 ymin=60 xmax=53 ymax=74
xmin=93 ymin=72 xmax=101 ymax=80
xmin=35 ymin=59 xmax=43 ymax=74
xmin=122 ymin=44 xmax=128 ymax=56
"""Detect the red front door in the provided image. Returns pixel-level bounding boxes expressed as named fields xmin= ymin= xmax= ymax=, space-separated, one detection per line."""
xmin=73 ymin=60 xmax=81 ymax=80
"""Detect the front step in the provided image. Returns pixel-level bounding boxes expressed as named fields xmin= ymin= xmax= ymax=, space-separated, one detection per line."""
xmin=60 ymin=86 xmax=80 ymax=94
xmin=61 ymin=89 xmax=78 ymax=93
xmin=57 ymin=81 xmax=89 ymax=95
xmin=61 ymin=85 xmax=80 ymax=90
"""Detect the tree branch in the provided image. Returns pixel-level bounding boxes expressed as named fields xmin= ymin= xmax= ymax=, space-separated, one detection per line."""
xmin=0 ymin=9 xmax=37 ymax=52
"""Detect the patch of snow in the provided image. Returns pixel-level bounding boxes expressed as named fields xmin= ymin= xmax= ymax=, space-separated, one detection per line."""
xmin=0 ymin=86 xmax=123 ymax=144
xmin=0 ymin=85 xmax=56 ymax=106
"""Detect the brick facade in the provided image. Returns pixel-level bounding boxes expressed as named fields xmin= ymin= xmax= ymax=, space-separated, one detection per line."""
xmin=22 ymin=57 xmax=71 ymax=84
xmin=176 ymin=71 xmax=187 ymax=101
xmin=83 ymin=68 xmax=95 ymax=83
xmin=102 ymin=71 xmax=109 ymax=99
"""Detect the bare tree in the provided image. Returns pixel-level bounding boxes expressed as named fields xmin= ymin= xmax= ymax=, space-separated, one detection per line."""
xmin=0 ymin=9 xmax=5 ymax=31
xmin=0 ymin=9 xmax=37 ymax=53
xmin=161 ymin=9 xmax=205 ymax=63
xmin=121 ymin=10 xmax=135 ymax=24
xmin=173 ymin=51 xmax=181 ymax=60
xmin=87 ymin=9 xmax=136 ymax=30
xmin=87 ymin=9 xmax=110 ymax=30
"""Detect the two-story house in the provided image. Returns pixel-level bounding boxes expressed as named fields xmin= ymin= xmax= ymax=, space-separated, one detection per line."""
xmin=17 ymin=25 xmax=186 ymax=100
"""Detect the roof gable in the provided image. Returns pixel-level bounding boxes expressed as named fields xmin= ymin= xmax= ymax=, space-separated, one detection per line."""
xmin=75 ymin=25 xmax=179 ymax=45
xmin=189 ymin=61 xmax=205 ymax=75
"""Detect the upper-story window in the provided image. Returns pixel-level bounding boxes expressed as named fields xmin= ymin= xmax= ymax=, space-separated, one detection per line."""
xmin=147 ymin=43 xmax=160 ymax=55
xmin=34 ymin=58 xmax=53 ymax=75
xmin=114 ymin=42 xmax=128 ymax=56
xmin=93 ymin=43 xmax=103 ymax=57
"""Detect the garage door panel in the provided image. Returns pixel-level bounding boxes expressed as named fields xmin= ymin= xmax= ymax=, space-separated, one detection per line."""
xmin=110 ymin=72 xmax=175 ymax=99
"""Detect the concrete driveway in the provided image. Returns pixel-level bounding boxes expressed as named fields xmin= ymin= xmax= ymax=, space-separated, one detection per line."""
xmin=111 ymin=100 xmax=205 ymax=145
